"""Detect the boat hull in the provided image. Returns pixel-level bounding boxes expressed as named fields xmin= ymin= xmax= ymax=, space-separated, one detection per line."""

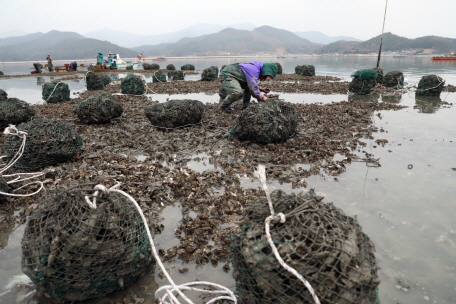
xmin=432 ymin=57 xmax=456 ymax=61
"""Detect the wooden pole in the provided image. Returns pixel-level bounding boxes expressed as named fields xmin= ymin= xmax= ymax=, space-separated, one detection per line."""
xmin=377 ymin=0 xmax=389 ymax=68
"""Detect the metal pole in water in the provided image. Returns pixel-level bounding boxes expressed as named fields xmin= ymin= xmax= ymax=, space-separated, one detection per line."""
xmin=376 ymin=0 xmax=389 ymax=68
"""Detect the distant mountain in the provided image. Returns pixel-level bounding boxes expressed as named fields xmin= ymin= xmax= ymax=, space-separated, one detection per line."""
xmin=0 ymin=29 xmax=29 ymax=39
xmin=294 ymin=31 xmax=362 ymax=45
xmin=0 ymin=30 xmax=137 ymax=61
xmin=134 ymin=26 xmax=322 ymax=56
xmin=0 ymin=32 xmax=45 ymax=48
xmin=84 ymin=23 xmax=257 ymax=48
xmin=318 ymin=33 xmax=456 ymax=54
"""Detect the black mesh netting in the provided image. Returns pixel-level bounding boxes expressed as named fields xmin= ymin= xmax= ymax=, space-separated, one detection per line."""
xmin=349 ymin=70 xmax=378 ymax=95
xmin=201 ymin=66 xmax=219 ymax=81
xmin=230 ymin=190 xmax=381 ymax=304
xmin=143 ymin=63 xmax=160 ymax=70
xmin=168 ymin=70 xmax=184 ymax=81
xmin=416 ymin=74 xmax=445 ymax=96
xmin=21 ymin=184 xmax=153 ymax=303
xmin=153 ymin=71 xmax=167 ymax=83
xmin=229 ymin=100 xmax=298 ymax=144
xmin=166 ymin=64 xmax=175 ymax=70
xmin=0 ymin=97 xmax=36 ymax=129
xmin=181 ymin=64 xmax=195 ymax=71
xmin=144 ymin=99 xmax=204 ymax=129
xmin=221 ymin=65 xmax=227 ymax=72
xmin=383 ymin=70 xmax=404 ymax=88
xmin=121 ymin=75 xmax=145 ymax=95
xmin=42 ymin=82 xmax=71 ymax=103
xmin=5 ymin=118 xmax=83 ymax=171
xmin=373 ymin=67 xmax=383 ymax=84
xmin=86 ymin=71 xmax=110 ymax=91
xmin=0 ymin=174 xmax=9 ymax=202
xmin=74 ymin=93 xmax=123 ymax=124
xmin=295 ymin=65 xmax=315 ymax=76
xmin=275 ymin=62 xmax=283 ymax=74
xmin=0 ymin=89 xmax=7 ymax=102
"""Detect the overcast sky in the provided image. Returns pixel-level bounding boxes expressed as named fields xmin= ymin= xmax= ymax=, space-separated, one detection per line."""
xmin=1 ymin=0 xmax=455 ymax=40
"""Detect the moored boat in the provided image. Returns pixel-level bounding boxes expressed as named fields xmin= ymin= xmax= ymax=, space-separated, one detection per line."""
xmin=432 ymin=53 xmax=456 ymax=61
xmin=152 ymin=57 xmax=167 ymax=61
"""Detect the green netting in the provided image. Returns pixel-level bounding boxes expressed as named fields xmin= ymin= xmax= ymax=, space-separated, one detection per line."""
xmin=0 ymin=89 xmax=7 ymax=102
xmin=350 ymin=69 xmax=378 ymax=80
xmin=168 ymin=70 xmax=184 ymax=81
xmin=416 ymin=74 xmax=445 ymax=96
xmin=86 ymin=71 xmax=106 ymax=91
xmin=383 ymin=70 xmax=404 ymax=88
xmin=349 ymin=78 xmax=377 ymax=95
xmin=126 ymin=65 xmax=134 ymax=70
xmin=275 ymin=62 xmax=283 ymax=74
xmin=143 ymin=63 xmax=152 ymax=70
xmin=153 ymin=71 xmax=167 ymax=83
xmin=229 ymin=100 xmax=298 ymax=144
xmin=21 ymin=184 xmax=153 ymax=303
xmin=201 ymin=66 xmax=219 ymax=81
xmin=5 ymin=118 xmax=83 ymax=171
xmin=121 ymin=75 xmax=145 ymax=95
xmin=42 ymin=82 xmax=71 ymax=103
xmin=166 ymin=64 xmax=176 ymax=70
xmin=230 ymin=190 xmax=380 ymax=304
xmin=0 ymin=97 xmax=36 ymax=129
xmin=100 ymin=74 xmax=112 ymax=87
xmin=295 ymin=65 xmax=315 ymax=76
xmin=144 ymin=99 xmax=204 ymax=129
xmin=74 ymin=93 xmax=123 ymax=124
xmin=181 ymin=64 xmax=195 ymax=71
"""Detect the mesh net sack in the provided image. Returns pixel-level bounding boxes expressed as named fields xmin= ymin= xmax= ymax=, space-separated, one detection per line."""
xmin=150 ymin=63 xmax=160 ymax=70
xmin=181 ymin=64 xmax=195 ymax=71
xmin=229 ymin=100 xmax=298 ymax=144
xmin=230 ymin=190 xmax=380 ymax=304
xmin=121 ymin=75 xmax=145 ymax=95
xmin=142 ymin=63 xmax=152 ymax=70
xmin=295 ymin=65 xmax=315 ymax=76
xmin=5 ymin=118 xmax=83 ymax=171
xmin=100 ymin=74 xmax=112 ymax=87
xmin=153 ymin=71 xmax=167 ymax=83
xmin=201 ymin=66 xmax=219 ymax=81
xmin=0 ymin=71 xmax=4 ymax=76
xmin=275 ymin=62 xmax=283 ymax=74
xmin=144 ymin=99 xmax=204 ymax=129
xmin=416 ymin=74 xmax=445 ymax=96
xmin=221 ymin=65 xmax=227 ymax=72
xmin=86 ymin=71 xmax=105 ymax=91
xmin=0 ymin=174 xmax=9 ymax=202
xmin=33 ymin=63 xmax=43 ymax=73
xmin=383 ymin=70 xmax=404 ymax=88
xmin=0 ymin=89 xmax=7 ymax=102
xmin=349 ymin=78 xmax=377 ymax=95
xmin=168 ymin=70 xmax=184 ymax=81
xmin=126 ymin=65 xmax=134 ymax=70
xmin=93 ymin=65 xmax=102 ymax=72
xmin=166 ymin=64 xmax=176 ymax=70
xmin=350 ymin=69 xmax=378 ymax=81
xmin=42 ymin=82 xmax=71 ymax=103
xmin=74 ymin=93 xmax=123 ymax=124
xmin=21 ymin=184 xmax=153 ymax=303
xmin=373 ymin=67 xmax=383 ymax=84
xmin=0 ymin=97 xmax=36 ymax=129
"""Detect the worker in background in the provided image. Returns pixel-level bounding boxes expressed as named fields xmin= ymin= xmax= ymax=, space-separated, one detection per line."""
xmin=97 ymin=51 xmax=103 ymax=67
xmin=46 ymin=55 xmax=54 ymax=72
xmin=219 ymin=61 xmax=278 ymax=112
xmin=68 ymin=61 xmax=77 ymax=71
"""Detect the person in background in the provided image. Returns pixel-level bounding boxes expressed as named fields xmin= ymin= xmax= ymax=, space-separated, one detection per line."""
xmin=68 ymin=61 xmax=77 ymax=71
xmin=46 ymin=55 xmax=54 ymax=72
xmin=219 ymin=61 xmax=278 ymax=113
xmin=97 ymin=51 xmax=103 ymax=67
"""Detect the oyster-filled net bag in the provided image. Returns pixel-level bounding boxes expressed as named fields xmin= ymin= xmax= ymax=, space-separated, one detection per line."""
xmin=349 ymin=69 xmax=378 ymax=95
xmin=383 ymin=70 xmax=404 ymax=88
xmin=144 ymin=99 xmax=204 ymax=129
xmin=416 ymin=74 xmax=445 ymax=96
xmin=201 ymin=66 xmax=219 ymax=81
xmin=229 ymin=100 xmax=298 ymax=144
xmin=0 ymin=97 xmax=35 ymax=129
xmin=4 ymin=118 xmax=83 ymax=171
xmin=230 ymin=190 xmax=381 ymax=304
xmin=74 ymin=93 xmax=123 ymax=124
xmin=21 ymin=184 xmax=154 ymax=303
xmin=42 ymin=82 xmax=71 ymax=103
xmin=121 ymin=74 xmax=146 ymax=95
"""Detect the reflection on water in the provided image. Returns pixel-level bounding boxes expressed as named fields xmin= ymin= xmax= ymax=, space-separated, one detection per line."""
xmin=415 ymin=95 xmax=443 ymax=113
xmin=381 ymin=93 xmax=402 ymax=103
xmin=348 ymin=93 xmax=380 ymax=103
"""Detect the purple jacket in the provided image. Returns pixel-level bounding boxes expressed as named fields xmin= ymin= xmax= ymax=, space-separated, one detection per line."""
xmin=238 ymin=61 xmax=264 ymax=99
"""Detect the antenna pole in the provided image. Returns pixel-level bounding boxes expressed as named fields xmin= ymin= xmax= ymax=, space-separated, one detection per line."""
xmin=376 ymin=0 xmax=388 ymax=68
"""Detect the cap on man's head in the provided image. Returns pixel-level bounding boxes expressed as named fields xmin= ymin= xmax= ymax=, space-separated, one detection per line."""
xmin=260 ymin=62 xmax=278 ymax=79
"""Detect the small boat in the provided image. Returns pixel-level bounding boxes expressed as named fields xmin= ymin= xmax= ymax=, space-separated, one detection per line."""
xmin=107 ymin=53 xmax=142 ymax=69
xmin=393 ymin=55 xmax=407 ymax=58
xmin=432 ymin=54 xmax=456 ymax=61
xmin=152 ymin=57 xmax=167 ymax=61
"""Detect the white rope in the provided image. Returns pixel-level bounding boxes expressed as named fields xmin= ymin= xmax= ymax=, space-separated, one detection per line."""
xmin=86 ymin=184 xmax=237 ymax=304
xmin=254 ymin=164 xmax=321 ymax=304
xmin=0 ymin=125 xmax=45 ymax=197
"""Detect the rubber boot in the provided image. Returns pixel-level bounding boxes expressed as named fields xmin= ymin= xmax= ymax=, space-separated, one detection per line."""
xmin=242 ymin=92 xmax=252 ymax=110
xmin=221 ymin=99 xmax=233 ymax=113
